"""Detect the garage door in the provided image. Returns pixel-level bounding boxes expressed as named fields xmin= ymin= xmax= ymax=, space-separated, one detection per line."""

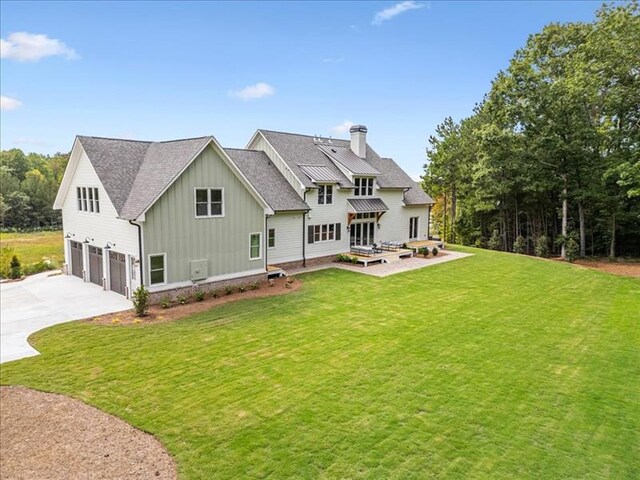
xmin=88 ymin=246 xmax=103 ymax=286
xmin=109 ymin=251 xmax=127 ymax=296
xmin=70 ymin=241 xmax=83 ymax=279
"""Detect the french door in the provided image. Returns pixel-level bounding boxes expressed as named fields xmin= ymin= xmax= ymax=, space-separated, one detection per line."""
xmin=350 ymin=222 xmax=375 ymax=246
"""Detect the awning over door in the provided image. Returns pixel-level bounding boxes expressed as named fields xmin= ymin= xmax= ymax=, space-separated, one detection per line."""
xmin=347 ymin=198 xmax=389 ymax=213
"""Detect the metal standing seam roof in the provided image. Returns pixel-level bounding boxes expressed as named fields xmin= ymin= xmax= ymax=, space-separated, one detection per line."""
xmin=298 ymin=164 xmax=342 ymax=183
xmin=225 ymin=148 xmax=309 ymax=212
xmin=347 ymin=198 xmax=389 ymax=213
xmin=316 ymin=144 xmax=380 ymax=176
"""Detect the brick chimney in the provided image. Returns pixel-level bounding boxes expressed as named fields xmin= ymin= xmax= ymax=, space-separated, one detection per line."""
xmin=349 ymin=125 xmax=367 ymax=158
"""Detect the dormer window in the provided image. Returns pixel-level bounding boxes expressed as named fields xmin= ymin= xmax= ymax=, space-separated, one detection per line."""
xmin=354 ymin=178 xmax=374 ymax=196
xmin=318 ymin=185 xmax=333 ymax=205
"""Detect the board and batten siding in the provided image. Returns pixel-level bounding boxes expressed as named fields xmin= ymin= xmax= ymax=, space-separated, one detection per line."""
xmin=249 ymin=134 xmax=304 ymax=195
xmin=377 ymin=190 xmax=430 ymax=243
xmin=142 ymin=145 xmax=265 ymax=289
xmin=305 ymin=186 xmax=350 ymax=258
xmin=266 ymin=212 xmax=304 ymax=264
xmin=61 ymin=146 xmax=140 ymax=291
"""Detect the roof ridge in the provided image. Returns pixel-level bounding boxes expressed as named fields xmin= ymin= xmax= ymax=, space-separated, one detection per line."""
xmin=157 ymin=136 xmax=212 ymax=144
xmin=259 ymin=128 xmax=349 ymax=142
xmin=78 ymin=135 xmax=152 ymax=144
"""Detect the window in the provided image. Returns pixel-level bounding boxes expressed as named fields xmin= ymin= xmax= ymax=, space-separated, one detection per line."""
xmin=356 ymin=212 xmax=376 ymax=219
xmin=318 ymin=185 xmax=333 ymax=205
xmin=149 ymin=254 xmax=166 ymax=285
xmin=195 ymin=188 xmax=224 ymax=217
xmin=409 ymin=217 xmax=419 ymax=239
xmin=77 ymin=187 xmax=100 ymax=213
xmin=309 ymin=223 xmax=341 ymax=243
xmin=354 ymin=178 xmax=374 ymax=196
xmin=268 ymin=228 xmax=276 ymax=248
xmin=250 ymin=233 xmax=262 ymax=260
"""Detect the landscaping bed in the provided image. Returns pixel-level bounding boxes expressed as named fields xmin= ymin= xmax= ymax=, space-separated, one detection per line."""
xmin=0 ymin=386 xmax=176 ymax=480
xmin=91 ymin=276 xmax=301 ymax=325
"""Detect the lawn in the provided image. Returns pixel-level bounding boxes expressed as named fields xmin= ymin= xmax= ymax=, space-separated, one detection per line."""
xmin=0 ymin=230 xmax=64 ymax=276
xmin=1 ymin=247 xmax=639 ymax=479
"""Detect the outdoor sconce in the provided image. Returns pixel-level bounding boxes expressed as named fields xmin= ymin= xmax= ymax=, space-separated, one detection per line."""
xmin=377 ymin=223 xmax=381 ymax=229
xmin=104 ymin=242 xmax=115 ymax=250
xmin=83 ymin=237 xmax=93 ymax=244
xmin=64 ymin=233 xmax=72 ymax=239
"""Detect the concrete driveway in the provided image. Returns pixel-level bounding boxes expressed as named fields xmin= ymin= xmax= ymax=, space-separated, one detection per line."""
xmin=1 ymin=271 xmax=132 ymax=364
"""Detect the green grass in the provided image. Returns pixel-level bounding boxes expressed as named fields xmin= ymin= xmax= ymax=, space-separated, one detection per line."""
xmin=1 ymin=247 xmax=639 ymax=479
xmin=0 ymin=230 xmax=64 ymax=275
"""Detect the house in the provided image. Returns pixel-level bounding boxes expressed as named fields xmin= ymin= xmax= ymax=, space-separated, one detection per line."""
xmin=54 ymin=125 xmax=434 ymax=298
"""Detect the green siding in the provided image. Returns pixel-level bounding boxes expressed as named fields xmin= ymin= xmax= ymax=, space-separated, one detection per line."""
xmin=143 ymin=145 xmax=265 ymax=286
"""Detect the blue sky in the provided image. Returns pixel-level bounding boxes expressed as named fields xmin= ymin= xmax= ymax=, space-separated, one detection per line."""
xmin=1 ymin=1 xmax=604 ymax=179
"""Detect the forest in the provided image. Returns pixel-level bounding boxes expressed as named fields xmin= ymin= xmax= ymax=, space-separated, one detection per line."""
xmin=422 ymin=2 xmax=640 ymax=258
xmin=0 ymin=148 xmax=69 ymax=230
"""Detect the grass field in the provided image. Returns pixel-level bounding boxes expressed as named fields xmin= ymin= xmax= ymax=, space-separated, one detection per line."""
xmin=0 ymin=230 xmax=64 ymax=275
xmin=1 ymin=247 xmax=639 ymax=479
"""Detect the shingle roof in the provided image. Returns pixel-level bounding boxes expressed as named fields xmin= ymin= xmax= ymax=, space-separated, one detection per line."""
xmin=298 ymin=164 xmax=342 ymax=183
xmin=226 ymin=149 xmax=309 ymax=212
xmin=348 ymin=198 xmax=389 ymax=213
xmin=78 ymin=135 xmax=212 ymax=220
xmin=317 ymin=145 xmax=380 ymax=176
xmin=404 ymin=181 xmax=435 ymax=205
xmin=258 ymin=130 xmax=354 ymax=189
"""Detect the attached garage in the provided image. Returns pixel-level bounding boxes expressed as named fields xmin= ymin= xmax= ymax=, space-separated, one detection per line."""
xmin=88 ymin=246 xmax=103 ymax=286
xmin=70 ymin=241 xmax=84 ymax=279
xmin=109 ymin=251 xmax=127 ymax=296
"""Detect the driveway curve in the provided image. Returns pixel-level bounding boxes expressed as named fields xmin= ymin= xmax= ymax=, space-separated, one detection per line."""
xmin=1 ymin=271 xmax=131 ymax=363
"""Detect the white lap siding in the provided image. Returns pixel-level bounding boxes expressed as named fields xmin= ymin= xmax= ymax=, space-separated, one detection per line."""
xmin=61 ymin=147 xmax=140 ymax=294
xmin=266 ymin=212 xmax=305 ymax=264
xmin=305 ymin=187 xmax=350 ymax=258
xmin=377 ymin=189 xmax=429 ymax=244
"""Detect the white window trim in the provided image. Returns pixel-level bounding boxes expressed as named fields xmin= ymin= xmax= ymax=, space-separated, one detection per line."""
xmin=312 ymin=223 xmax=337 ymax=243
xmin=317 ymin=184 xmax=334 ymax=205
xmin=249 ymin=232 xmax=262 ymax=260
xmin=268 ymin=228 xmax=276 ymax=249
xmin=77 ymin=186 xmax=101 ymax=214
xmin=194 ymin=187 xmax=225 ymax=219
xmin=148 ymin=253 xmax=167 ymax=286
xmin=409 ymin=216 xmax=419 ymax=239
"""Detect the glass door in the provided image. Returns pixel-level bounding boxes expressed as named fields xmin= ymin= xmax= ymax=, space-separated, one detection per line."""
xmin=350 ymin=222 xmax=375 ymax=246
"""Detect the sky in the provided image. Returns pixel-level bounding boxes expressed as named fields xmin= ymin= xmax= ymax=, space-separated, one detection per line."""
xmin=1 ymin=1 xmax=605 ymax=179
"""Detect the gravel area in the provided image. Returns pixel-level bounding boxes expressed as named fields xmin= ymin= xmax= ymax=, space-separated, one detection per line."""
xmin=0 ymin=386 xmax=177 ymax=480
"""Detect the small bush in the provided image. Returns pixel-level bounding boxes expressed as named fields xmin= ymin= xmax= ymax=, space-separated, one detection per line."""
xmin=337 ymin=254 xmax=358 ymax=263
xmin=22 ymin=260 xmax=55 ymax=276
xmin=225 ymin=286 xmax=234 ymax=295
xmin=9 ymin=255 xmax=21 ymax=279
xmin=534 ymin=235 xmax=549 ymax=257
xmin=249 ymin=281 xmax=260 ymax=290
xmin=238 ymin=285 xmax=246 ymax=293
xmin=211 ymin=290 xmax=219 ymax=298
xmin=132 ymin=286 xmax=149 ymax=317
xmin=176 ymin=294 xmax=188 ymax=305
xmin=566 ymin=238 xmax=580 ymax=263
xmin=418 ymin=247 xmax=429 ymax=257
xmin=160 ymin=294 xmax=172 ymax=309
xmin=285 ymin=277 xmax=294 ymax=289
xmin=513 ymin=235 xmax=526 ymax=254
xmin=268 ymin=279 xmax=275 ymax=287
xmin=192 ymin=288 xmax=205 ymax=302
xmin=431 ymin=247 xmax=439 ymax=256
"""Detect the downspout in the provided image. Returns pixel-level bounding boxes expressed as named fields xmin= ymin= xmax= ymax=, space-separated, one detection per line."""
xmin=302 ymin=188 xmax=311 ymax=267
xmin=129 ymin=220 xmax=144 ymax=285
xmin=265 ymin=214 xmax=270 ymax=269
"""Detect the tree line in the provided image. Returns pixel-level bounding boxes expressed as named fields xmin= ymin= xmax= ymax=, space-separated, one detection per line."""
xmin=423 ymin=2 xmax=639 ymax=258
xmin=0 ymin=148 xmax=69 ymax=229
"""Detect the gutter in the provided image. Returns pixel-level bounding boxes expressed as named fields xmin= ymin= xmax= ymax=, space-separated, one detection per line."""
xmin=302 ymin=189 xmax=311 ymax=267
xmin=129 ymin=220 xmax=144 ymax=285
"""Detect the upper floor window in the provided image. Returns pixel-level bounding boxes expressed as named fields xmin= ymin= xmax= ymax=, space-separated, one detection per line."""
xmin=77 ymin=187 xmax=100 ymax=213
xmin=318 ymin=185 xmax=333 ymax=205
xmin=195 ymin=188 xmax=224 ymax=218
xmin=354 ymin=178 xmax=374 ymax=196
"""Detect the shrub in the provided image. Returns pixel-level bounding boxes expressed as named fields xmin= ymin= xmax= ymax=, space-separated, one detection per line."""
xmin=565 ymin=238 xmax=580 ymax=263
xmin=488 ymin=229 xmax=501 ymax=251
xmin=337 ymin=254 xmax=359 ymax=264
xmin=238 ymin=285 xmax=247 ymax=293
xmin=513 ymin=235 xmax=526 ymax=254
xmin=22 ymin=260 xmax=55 ymax=276
xmin=534 ymin=235 xmax=549 ymax=257
xmin=268 ymin=279 xmax=275 ymax=287
xmin=160 ymin=294 xmax=172 ymax=309
xmin=418 ymin=247 xmax=429 ymax=257
xmin=0 ymin=246 xmax=16 ymax=278
xmin=176 ymin=294 xmax=188 ymax=305
xmin=9 ymin=255 xmax=21 ymax=279
xmin=431 ymin=247 xmax=439 ymax=256
xmin=132 ymin=286 xmax=149 ymax=317
xmin=225 ymin=286 xmax=234 ymax=295
xmin=285 ymin=277 xmax=294 ymax=289
xmin=250 ymin=281 xmax=260 ymax=290
xmin=211 ymin=290 xmax=219 ymax=298
xmin=192 ymin=288 xmax=205 ymax=302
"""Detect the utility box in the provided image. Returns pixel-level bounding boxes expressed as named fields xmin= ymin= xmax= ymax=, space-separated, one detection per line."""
xmin=190 ymin=259 xmax=208 ymax=281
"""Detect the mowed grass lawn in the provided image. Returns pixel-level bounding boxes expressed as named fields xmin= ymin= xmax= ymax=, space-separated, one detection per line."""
xmin=1 ymin=247 xmax=639 ymax=479
xmin=0 ymin=230 xmax=64 ymax=267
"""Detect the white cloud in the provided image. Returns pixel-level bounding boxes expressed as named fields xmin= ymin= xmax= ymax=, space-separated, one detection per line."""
xmin=0 ymin=32 xmax=78 ymax=62
xmin=331 ymin=120 xmax=355 ymax=134
xmin=1 ymin=96 xmax=22 ymax=111
xmin=13 ymin=137 xmax=51 ymax=147
xmin=372 ymin=1 xmax=426 ymax=25
xmin=228 ymin=82 xmax=275 ymax=100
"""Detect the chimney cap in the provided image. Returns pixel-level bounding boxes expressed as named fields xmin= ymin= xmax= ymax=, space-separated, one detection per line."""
xmin=349 ymin=125 xmax=368 ymax=133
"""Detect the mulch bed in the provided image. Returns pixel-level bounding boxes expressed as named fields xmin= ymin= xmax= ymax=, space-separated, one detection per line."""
xmin=90 ymin=276 xmax=302 ymax=326
xmin=572 ymin=259 xmax=640 ymax=278
xmin=0 ymin=386 xmax=177 ymax=480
